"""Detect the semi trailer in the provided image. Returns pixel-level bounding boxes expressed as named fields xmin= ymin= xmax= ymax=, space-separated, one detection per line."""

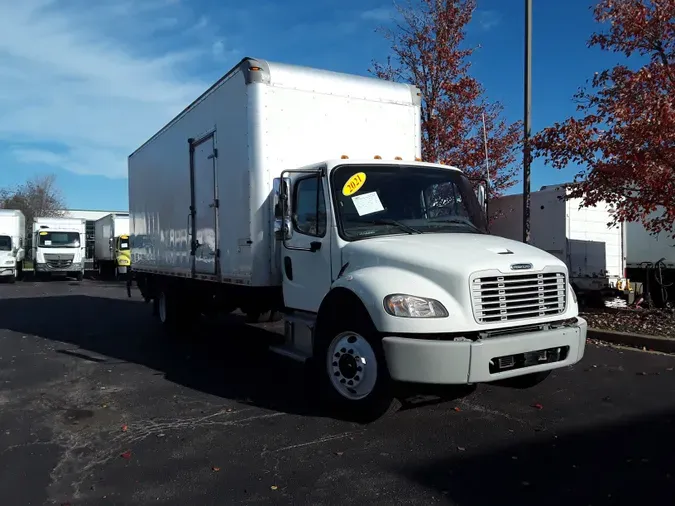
xmin=33 ymin=217 xmax=86 ymax=281
xmin=94 ymin=213 xmax=131 ymax=278
xmin=128 ymin=57 xmax=586 ymax=420
xmin=0 ymin=209 xmax=26 ymax=283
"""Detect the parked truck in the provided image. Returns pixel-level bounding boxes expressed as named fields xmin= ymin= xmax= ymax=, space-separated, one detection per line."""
xmin=0 ymin=209 xmax=26 ymax=283
xmin=490 ymin=185 xmax=625 ymax=302
xmin=94 ymin=213 xmax=131 ymax=278
xmin=623 ymin=207 xmax=675 ymax=307
xmin=128 ymin=57 xmax=587 ymax=421
xmin=33 ymin=217 xmax=86 ymax=281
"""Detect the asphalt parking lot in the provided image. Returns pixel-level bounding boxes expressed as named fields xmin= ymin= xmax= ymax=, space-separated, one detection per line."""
xmin=1 ymin=278 xmax=674 ymax=506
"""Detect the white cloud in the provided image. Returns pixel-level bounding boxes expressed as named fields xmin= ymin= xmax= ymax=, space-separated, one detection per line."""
xmin=360 ymin=7 xmax=394 ymax=23
xmin=475 ymin=9 xmax=501 ymax=31
xmin=0 ymin=0 xmax=239 ymax=179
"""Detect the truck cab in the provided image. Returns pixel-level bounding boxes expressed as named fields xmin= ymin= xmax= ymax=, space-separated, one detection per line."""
xmin=274 ymin=158 xmax=586 ymax=419
xmin=115 ymin=234 xmax=131 ymax=274
xmin=33 ymin=219 xmax=86 ymax=281
xmin=0 ymin=209 xmax=26 ymax=283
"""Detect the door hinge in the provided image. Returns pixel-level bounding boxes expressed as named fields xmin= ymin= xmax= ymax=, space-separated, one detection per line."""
xmin=208 ymin=148 xmax=218 ymax=160
xmin=214 ymin=198 xmax=219 ymax=208
xmin=216 ymin=249 xmax=220 ymax=258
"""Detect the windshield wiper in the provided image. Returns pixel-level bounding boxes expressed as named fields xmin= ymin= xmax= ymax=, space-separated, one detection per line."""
xmin=429 ymin=217 xmax=482 ymax=232
xmin=362 ymin=218 xmax=423 ymax=234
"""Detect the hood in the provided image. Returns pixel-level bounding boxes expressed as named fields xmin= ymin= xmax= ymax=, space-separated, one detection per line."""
xmin=341 ymin=233 xmax=566 ymax=277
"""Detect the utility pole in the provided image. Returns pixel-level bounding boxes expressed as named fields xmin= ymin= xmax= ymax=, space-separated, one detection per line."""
xmin=523 ymin=0 xmax=532 ymax=244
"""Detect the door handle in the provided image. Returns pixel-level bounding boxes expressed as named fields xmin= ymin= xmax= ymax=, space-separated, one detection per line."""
xmin=310 ymin=241 xmax=321 ymax=252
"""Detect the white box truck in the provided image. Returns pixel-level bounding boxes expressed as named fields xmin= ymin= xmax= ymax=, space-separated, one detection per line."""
xmin=0 ymin=209 xmax=26 ymax=283
xmin=490 ymin=185 xmax=626 ymax=300
xmin=128 ymin=57 xmax=587 ymax=421
xmin=94 ymin=213 xmax=131 ymax=278
xmin=33 ymin=217 xmax=86 ymax=281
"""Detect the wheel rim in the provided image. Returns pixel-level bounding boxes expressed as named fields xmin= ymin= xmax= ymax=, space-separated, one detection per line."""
xmin=158 ymin=292 xmax=168 ymax=323
xmin=327 ymin=331 xmax=378 ymax=401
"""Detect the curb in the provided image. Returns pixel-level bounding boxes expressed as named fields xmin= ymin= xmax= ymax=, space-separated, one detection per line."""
xmin=588 ymin=328 xmax=675 ymax=354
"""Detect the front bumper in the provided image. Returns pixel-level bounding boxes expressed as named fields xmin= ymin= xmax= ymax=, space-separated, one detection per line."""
xmin=0 ymin=266 xmax=16 ymax=277
xmin=35 ymin=261 xmax=84 ymax=273
xmin=382 ymin=318 xmax=587 ymax=384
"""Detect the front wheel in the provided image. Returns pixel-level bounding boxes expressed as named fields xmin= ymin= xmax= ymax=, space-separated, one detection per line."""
xmin=315 ymin=321 xmax=399 ymax=423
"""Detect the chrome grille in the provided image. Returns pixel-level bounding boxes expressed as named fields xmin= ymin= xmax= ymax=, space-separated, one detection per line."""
xmin=471 ymin=272 xmax=567 ymax=324
xmin=44 ymin=253 xmax=74 ymax=269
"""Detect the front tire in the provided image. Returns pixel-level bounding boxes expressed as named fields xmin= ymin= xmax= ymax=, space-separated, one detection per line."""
xmin=314 ymin=317 xmax=399 ymax=423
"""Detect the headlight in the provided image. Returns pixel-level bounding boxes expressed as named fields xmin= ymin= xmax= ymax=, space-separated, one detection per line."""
xmin=383 ymin=294 xmax=448 ymax=318
xmin=4 ymin=259 xmax=14 ymax=265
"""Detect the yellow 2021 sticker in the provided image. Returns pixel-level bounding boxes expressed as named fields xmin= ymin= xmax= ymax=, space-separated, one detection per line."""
xmin=342 ymin=172 xmax=366 ymax=196
xmin=39 ymin=231 xmax=48 ymax=235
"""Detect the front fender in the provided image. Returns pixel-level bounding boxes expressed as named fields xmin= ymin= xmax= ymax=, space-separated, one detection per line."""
xmin=331 ymin=266 xmax=467 ymax=334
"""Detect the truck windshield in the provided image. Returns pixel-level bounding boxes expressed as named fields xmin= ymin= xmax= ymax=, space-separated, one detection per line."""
xmin=37 ymin=231 xmax=80 ymax=248
xmin=117 ymin=236 xmax=130 ymax=250
xmin=0 ymin=236 xmax=11 ymax=251
xmin=330 ymin=164 xmax=487 ymax=241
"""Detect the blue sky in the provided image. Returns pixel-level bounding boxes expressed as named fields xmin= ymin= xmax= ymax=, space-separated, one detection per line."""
xmin=0 ymin=0 xmax=612 ymax=211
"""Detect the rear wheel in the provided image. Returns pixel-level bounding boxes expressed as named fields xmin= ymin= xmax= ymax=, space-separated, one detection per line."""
xmin=155 ymin=287 xmax=196 ymax=332
xmin=314 ymin=315 xmax=399 ymax=423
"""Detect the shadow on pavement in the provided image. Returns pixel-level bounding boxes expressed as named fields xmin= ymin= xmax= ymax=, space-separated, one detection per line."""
xmin=400 ymin=407 xmax=675 ymax=505
xmin=0 ymin=294 xmax=470 ymax=420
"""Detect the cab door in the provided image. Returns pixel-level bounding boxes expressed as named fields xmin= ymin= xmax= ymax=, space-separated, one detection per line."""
xmin=279 ymin=168 xmax=333 ymax=313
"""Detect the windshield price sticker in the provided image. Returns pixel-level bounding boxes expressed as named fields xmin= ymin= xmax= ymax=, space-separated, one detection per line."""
xmin=342 ymin=172 xmax=366 ymax=196
xmin=352 ymin=191 xmax=385 ymax=216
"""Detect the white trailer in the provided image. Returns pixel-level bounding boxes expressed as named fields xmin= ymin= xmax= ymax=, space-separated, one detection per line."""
xmin=32 ymin=217 xmax=86 ymax=281
xmin=94 ymin=213 xmax=130 ymax=278
xmin=624 ymin=207 xmax=675 ymax=306
xmin=490 ymin=185 xmax=626 ymax=299
xmin=128 ymin=57 xmax=586 ymax=421
xmin=0 ymin=209 xmax=26 ymax=282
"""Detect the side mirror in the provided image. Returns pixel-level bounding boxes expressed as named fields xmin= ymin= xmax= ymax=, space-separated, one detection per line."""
xmin=471 ymin=178 xmax=488 ymax=215
xmin=273 ymin=177 xmax=292 ymax=240
xmin=476 ymin=183 xmax=486 ymax=210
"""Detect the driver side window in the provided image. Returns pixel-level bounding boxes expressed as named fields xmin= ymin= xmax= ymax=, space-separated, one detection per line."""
xmin=293 ymin=176 xmax=326 ymax=237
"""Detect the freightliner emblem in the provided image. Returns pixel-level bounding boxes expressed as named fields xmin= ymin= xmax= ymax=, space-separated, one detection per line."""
xmin=510 ymin=263 xmax=533 ymax=270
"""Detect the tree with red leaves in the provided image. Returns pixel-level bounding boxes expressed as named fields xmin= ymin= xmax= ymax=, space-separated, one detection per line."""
xmin=532 ymin=0 xmax=675 ymax=236
xmin=370 ymin=0 xmax=522 ymax=199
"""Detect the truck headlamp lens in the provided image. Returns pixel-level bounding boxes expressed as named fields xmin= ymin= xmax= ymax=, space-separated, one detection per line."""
xmin=383 ymin=294 xmax=448 ymax=318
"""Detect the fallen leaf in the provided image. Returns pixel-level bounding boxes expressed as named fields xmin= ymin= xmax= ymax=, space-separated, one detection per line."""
xmin=335 ymin=451 xmax=344 ymax=456
xmin=521 ymin=481 xmax=530 ymax=486
xmin=457 ymin=446 xmax=466 ymax=452
xmin=453 ymin=406 xmax=461 ymax=412
xmin=212 ymin=467 xmax=220 ymax=472
xmin=120 ymin=450 xmax=132 ymax=460
xmin=532 ymin=403 xmax=543 ymax=410
xmin=121 ymin=424 xmax=128 ymax=432
xmin=270 ymin=485 xmax=278 ymax=491
xmin=666 ymin=368 xmax=673 ymax=371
